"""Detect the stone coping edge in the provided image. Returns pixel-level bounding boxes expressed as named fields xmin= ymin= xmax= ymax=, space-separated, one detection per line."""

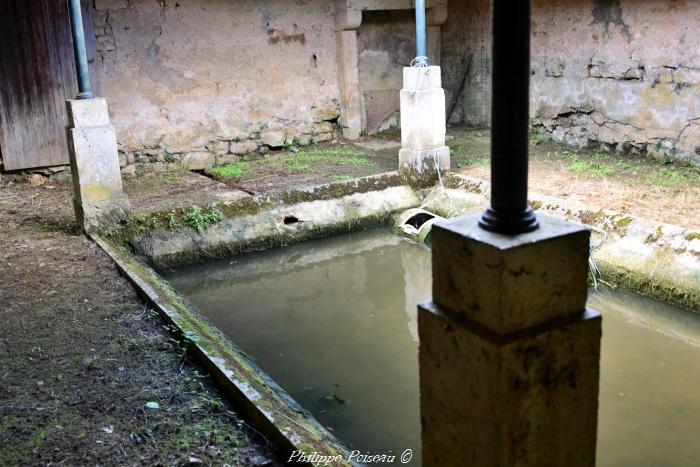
xmin=92 ymin=234 xmax=359 ymax=467
xmin=438 ymin=174 xmax=700 ymax=312
xmin=134 ymin=184 xmax=422 ymax=268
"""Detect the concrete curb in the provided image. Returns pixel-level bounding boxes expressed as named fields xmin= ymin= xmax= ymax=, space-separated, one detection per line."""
xmin=135 ymin=184 xmax=421 ymax=267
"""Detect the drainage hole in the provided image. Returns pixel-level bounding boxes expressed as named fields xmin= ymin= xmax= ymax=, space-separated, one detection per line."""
xmin=284 ymin=216 xmax=300 ymax=225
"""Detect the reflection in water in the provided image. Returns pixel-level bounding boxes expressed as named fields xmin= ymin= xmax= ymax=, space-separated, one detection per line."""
xmin=164 ymin=229 xmax=700 ymax=467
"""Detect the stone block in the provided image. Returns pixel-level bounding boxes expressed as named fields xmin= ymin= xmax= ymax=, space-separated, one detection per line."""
xmin=312 ymin=133 xmax=333 ymax=143
xmin=419 ymin=302 xmax=600 ymax=467
xmin=400 ymin=86 xmax=446 ymax=150
xmin=313 ymin=122 xmax=335 ymax=134
xmin=230 ymin=140 xmax=258 ymax=155
xmin=399 ymin=147 xmax=450 ymax=173
xmin=181 ymin=152 xmax=214 ymax=171
xmin=66 ymin=99 xmax=130 ymax=228
xmin=261 ymin=131 xmax=286 ymax=148
xmin=121 ymin=165 xmax=136 ymax=177
xmin=66 ymin=98 xmax=111 ymax=128
xmin=399 ymin=67 xmax=449 ymax=174
xmin=431 ymin=214 xmax=590 ymax=334
xmin=402 ymin=65 xmax=442 ymax=90
xmin=206 ymin=140 xmax=230 ymax=155
xmin=216 ymin=154 xmax=239 ymax=166
xmin=310 ymin=100 xmax=340 ymax=121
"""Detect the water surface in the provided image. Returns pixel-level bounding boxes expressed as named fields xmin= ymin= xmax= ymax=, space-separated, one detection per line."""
xmin=164 ymin=229 xmax=700 ymax=466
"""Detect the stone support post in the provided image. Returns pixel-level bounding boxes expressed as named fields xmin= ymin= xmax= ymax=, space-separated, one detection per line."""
xmin=66 ymin=98 xmax=130 ymax=229
xmin=419 ymin=213 xmax=601 ymax=466
xmin=335 ymin=8 xmax=364 ymax=140
xmin=399 ymin=66 xmax=450 ymax=178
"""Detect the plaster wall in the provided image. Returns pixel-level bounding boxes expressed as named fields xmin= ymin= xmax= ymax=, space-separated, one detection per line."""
xmin=92 ymin=0 xmax=342 ymax=174
xmin=443 ymin=0 xmax=700 ymax=162
xmin=358 ymin=10 xmax=416 ymax=134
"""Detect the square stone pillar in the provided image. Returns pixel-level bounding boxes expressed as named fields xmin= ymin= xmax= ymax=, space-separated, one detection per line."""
xmin=335 ymin=7 xmax=364 ymax=140
xmin=399 ymin=66 xmax=450 ymax=178
xmin=419 ymin=214 xmax=601 ymax=467
xmin=66 ymin=98 xmax=130 ymax=229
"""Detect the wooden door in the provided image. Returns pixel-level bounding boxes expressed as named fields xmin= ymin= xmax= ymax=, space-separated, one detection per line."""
xmin=0 ymin=0 xmax=96 ymax=171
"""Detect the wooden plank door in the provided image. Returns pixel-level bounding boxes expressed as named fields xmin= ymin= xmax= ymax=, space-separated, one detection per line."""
xmin=0 ymin=0 xmax=96 ymax=171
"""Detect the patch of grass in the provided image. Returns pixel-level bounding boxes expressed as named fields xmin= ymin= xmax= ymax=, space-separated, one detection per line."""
xmin=280 ymin=148 xmax=374 ymax=173
xmin=564 ymin=151 xmax=623 ymax=178
xmin=551 ymin=149 xmax=700 ymax=187
xmin=529 ymin=133 xmax=550 ymax=143
xmin=331 ymin=174 xmax=352 ymax=181
xmin=450 ymin=146 xmax=489 ymax=168
xmin=209 ymin=161 xmax=250 ymax=178
xmin=183 ymin=205 xmax=222 ymax=232
xmin=645 ymin=166 xmax=700 ymax=186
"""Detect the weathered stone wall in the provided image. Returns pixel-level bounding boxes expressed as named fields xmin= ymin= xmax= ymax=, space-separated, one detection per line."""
xmin=441 ymin=0 xmax=491 ymax=128
xmin=443 ymin=0 xmax=700 ymax=163
xmin=92 ymin=0 xmax=341 ymax=176
xmin=531 ymin=0 xmax=700 ymax=162
xmin=358 ymin=10 xmax=416 ymax=134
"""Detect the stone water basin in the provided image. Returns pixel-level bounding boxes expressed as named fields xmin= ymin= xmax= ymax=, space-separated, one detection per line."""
xmin=163 ymin=228 xmax=700 ymax=466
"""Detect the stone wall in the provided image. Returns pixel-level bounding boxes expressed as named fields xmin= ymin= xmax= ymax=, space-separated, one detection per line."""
xmin=443 ymin=0 xmax=700 ymax=163
xmin=358 ymin=10 xmax=416 ymax=134
xmin=92 ymin=0 xmax=341 ymax=176
xmin=441 ymin=0 xmax=491 ymax=128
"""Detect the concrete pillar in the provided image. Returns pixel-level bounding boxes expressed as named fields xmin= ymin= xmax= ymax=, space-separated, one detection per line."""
xmin=399 ymin=66 xmax=450 ymax=179
xmin=419 ymin=213 xmax=601 ymax=467
xmin=66 ymin=98 xmax=130 ymax=229
xmin=335 ymin=8 xmax=364 ymax=140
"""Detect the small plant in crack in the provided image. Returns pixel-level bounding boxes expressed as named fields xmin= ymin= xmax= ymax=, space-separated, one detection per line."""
xmin=183 ymin=205 xmax=222 ymax=232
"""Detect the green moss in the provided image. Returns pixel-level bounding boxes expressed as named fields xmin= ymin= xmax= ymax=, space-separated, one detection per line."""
xmin=530 ymin=200 xmax=543 ymax=211
xmin=685 ymin=232 xmax=700 ymax=241
xmin=579 ymin=210 xmax=606 ymax=226
xmin=276 ymin=173 xmax=403 ymax=204
xmin=612 ymin=215 xmax=634 ymax=236
xmin=645 ymin=226 xmax=664 ymax=244
xmin=399 ymin=169 xmax=440 ymax=189
xmin=597 ymin=251 xmax=699 ymax=312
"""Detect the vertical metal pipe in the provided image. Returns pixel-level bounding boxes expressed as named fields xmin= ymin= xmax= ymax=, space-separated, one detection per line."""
xmin=478 ymin=0 xmax=539 ymax=234
xmin=67 ymin=0 xmax=94 ymax=99
xmin=415 ymin=0 xmax=427 ymax=59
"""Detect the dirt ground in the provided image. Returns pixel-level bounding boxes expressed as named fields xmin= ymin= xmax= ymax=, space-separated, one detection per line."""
xmin=448 ymin=129 xmax=700 ymax=230
xmin=0 ymin=183 xmax=282 ymax=465
xmin=201 ymin=135 xmax=400 ymax=194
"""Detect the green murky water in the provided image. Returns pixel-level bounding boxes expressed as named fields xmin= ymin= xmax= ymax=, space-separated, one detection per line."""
xmin=163 ymin=229 xmax=700 ymax=466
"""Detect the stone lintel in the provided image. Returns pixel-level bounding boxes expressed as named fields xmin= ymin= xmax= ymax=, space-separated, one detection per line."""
xmin=419 ymin=301 xmax=600 ymax=467
xmin=432 ymin=213 xmax=590 ymax=334
xmin=339 ymin=0 xmax=446 ymax=13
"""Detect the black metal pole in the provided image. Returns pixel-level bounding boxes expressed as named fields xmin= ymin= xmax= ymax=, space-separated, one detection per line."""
xmin=67 ymin=0 xmax=94 ymax=99
xmin=478 ymin=0 xmax=539 ymax=234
